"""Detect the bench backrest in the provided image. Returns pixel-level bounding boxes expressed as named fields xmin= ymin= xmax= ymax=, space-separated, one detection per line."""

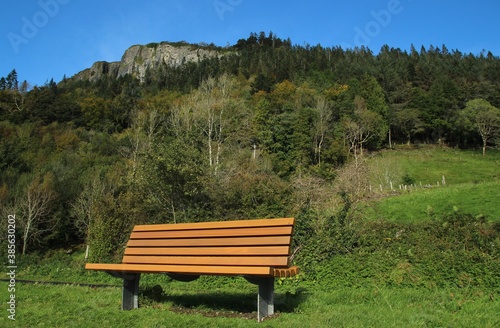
xmin=121 ymin=218 xmax=296 ymax=274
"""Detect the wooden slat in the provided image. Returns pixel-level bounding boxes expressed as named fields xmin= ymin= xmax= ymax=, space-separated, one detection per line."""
xmin=272 ymin=266 xmax=300 ymax=278
xmin=85 ymin=263 xmax=273 ymax=276
xmin=130 ymin=226 xmax=292 ymax=240
xmin=133 ymin=218 xmax=295 ymax=232
xmin=122 ymin=255 xmax=289 ymax=267
xmin=124 ymin=246 xmax=291 ymax=256
xmin=126 ymin=236 xmax=291 ymax=248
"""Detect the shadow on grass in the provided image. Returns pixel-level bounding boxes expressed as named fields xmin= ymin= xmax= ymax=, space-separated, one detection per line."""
xmin=139 ymin=284 xmax=308 ymax=319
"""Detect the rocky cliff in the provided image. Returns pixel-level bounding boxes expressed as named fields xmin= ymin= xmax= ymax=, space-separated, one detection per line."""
xmin=74 ymin=42 xmax=226 ymax=82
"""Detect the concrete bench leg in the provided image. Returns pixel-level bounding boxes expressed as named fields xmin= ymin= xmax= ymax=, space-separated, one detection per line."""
xmin=244 ymin=276 xmax=275 ymax=322
xmin=122 ymin=273 xmax=141 ymax=310
xmin=257 ymin=277 xmax=275 ymax=322
xmin=106 ymin=271 xmax=141 ymax=310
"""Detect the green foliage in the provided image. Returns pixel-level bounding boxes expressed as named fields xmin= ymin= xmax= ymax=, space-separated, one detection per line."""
xmin=209 ymin=168 xmax=292 ymax=219
xmin=250 ymin=73 xmax=274 ymax=94
xmin=139 ymin=140 xmax=208 ymax=223
xmin=402 ymin=173 xmax=416 ymax=185
xmin=296 ymin=211 xmax=356 ymax=268
xmin=295 ymin=212 xmax=500 ymax=290
xmin=459 ymin=98 xmax=500 ymax=154
xmin=85 ymin=169 xmax=137 ymax=262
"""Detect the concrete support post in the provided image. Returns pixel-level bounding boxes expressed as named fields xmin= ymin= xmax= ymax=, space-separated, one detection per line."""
xmin=122 ymin=273 xmax=141 ymax=310
xmin=257 ymin=276 xmax=275 ymax=322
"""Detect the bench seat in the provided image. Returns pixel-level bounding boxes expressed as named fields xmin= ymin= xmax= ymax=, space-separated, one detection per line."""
xmin=85 ymin=217 xmax=299 ymax=322
xmin=85 ymin=263 xmax=299 ymax=276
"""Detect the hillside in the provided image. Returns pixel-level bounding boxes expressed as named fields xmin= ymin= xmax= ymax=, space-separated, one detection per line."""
xmin=361 ymin=147 xmax=500 ymax=222
xmin=0 ymin=32 xmax=499 ymax=262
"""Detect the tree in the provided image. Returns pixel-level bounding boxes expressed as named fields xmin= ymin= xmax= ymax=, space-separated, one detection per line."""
xmin=393 ymin=108 xmax=425 ymax=145
xmin=14 ymin=80 xmax=30 ymax=111
xmin=460 ymin=99 xmax=500 ymax=156
xmin=141 ymin=140 xmax=206 ymax=223
xmin=360 ymin=75 xmax=389 ymax=148
xmin=124 ymin=106 xmax=164 ymax=181
xmin=80 ymin=97 xmax=114 ymax=131
xmin=250 ymin=73 xmax=273 ymax=94
xmin=196 ymin=74 xmax=235 ymax=175
xmin=0 ymin=73 xmax=29 ymax=115
xmin=77 ymin=166 xmax=141 ymax=261
xmin=6 ymin=69 xmax=18 ymax=90
xmin=17 ymin=173 xmax=57 ymax=254
xmin=312 ymin=96 xmax=331 ymax=165
xmin=292 ymin=106 xmax=315 ymax=167
xmin=71 ymin=173 xmax=106 ymax=241
xmin=342 ymin=96 xmax=385 ymax=166
xmin=360 ymin=75 xmax=388 ymax=118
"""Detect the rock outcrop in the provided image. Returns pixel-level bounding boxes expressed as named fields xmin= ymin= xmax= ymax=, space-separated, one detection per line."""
xmin=74 ymin=42 xmax=225 ymax=82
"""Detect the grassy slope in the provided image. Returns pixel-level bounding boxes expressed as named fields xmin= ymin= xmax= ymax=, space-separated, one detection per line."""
xmin=364 ymin=147 xmax=500 ymax=222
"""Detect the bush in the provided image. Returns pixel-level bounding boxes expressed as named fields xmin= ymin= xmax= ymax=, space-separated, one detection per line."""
xmin=402 ymin=172 xmax=416 ymax=185
xmin=295 ymin=212 xmax=500 ymax=290
xmin=86 ymin=191 xmax=134 ymax=262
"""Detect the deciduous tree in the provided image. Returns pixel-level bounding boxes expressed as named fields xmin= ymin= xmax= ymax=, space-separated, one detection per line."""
xmin=17 ymin=173 xmax=57 ymax=254
xmin=460 ymin=99 xmax=500 ymax=155
xmin=342 ymin=96 xmax=385 ymax=166
xmin=393 ymin=108 xmax=425 ymax=145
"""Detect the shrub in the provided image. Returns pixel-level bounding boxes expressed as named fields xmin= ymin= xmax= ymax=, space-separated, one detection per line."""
xmin=295 ymin=211 xmax=500 ymax=290
xmin=402 ymin=172 xmax=416 ymax=185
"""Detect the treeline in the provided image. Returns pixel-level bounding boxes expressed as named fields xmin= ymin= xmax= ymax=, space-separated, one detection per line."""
xmin=0 ymin=32 xmax=499 ymax=260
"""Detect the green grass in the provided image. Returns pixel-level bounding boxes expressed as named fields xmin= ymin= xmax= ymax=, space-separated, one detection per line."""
xmin=4 ymin=243 xmax=498 ymax=327
xmin=364 ymin=147 xmax=500 ymax=222
xmin=364 ymin=181 xmax=500 ymax=222
xmin=2 ymin=280 xmax=499 ymax=327
xmin=371 ymin=146 xmax=500 ymax=185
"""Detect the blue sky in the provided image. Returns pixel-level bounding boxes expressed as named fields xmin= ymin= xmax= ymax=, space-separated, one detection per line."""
xmin=1 ymin=0 xmax=499 ymax=86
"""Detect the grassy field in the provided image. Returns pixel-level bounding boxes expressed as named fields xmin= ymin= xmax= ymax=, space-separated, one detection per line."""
xmin=363 ymin=181 xmax=500 ymax=222
xmin=2 ymin=277 xmax=499 ymax=327
xmin=364 ymin=147 xmax=500 ymax=222
xmin=370 ymin=146 xmax=500 ymax=185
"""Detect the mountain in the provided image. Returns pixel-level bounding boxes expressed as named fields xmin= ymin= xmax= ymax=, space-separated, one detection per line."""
xmin=73 ymin=42 xmax=226 ymax=82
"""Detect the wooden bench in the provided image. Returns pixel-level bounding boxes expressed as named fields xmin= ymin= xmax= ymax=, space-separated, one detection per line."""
xmin=85 ymin=217 xmax=299 ymax=322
